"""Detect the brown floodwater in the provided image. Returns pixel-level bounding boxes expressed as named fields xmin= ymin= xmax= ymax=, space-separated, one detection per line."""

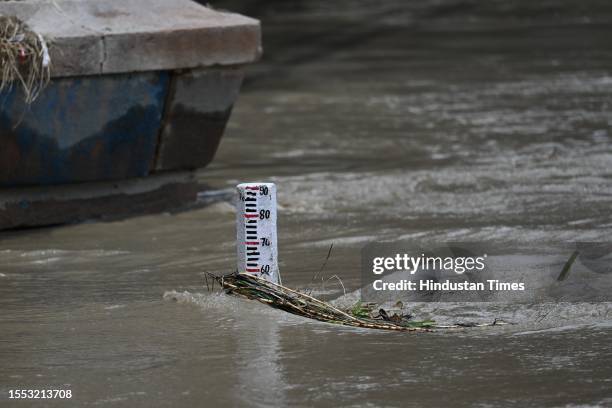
xmin=1 ymin=1 xmax=612 ymax=406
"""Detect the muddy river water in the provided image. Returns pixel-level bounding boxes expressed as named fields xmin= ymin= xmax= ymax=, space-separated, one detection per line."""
xmin=1 ymin=1 xmax=611 ymax=406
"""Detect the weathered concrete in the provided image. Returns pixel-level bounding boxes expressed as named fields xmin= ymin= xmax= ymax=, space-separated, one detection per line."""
xmin=0 ymin=171 xmax=200 ymax=230
xmin=155 ymin=67 xmax=244 ymax=171
xmin=0 ymin=0 xmax=261 ymax=77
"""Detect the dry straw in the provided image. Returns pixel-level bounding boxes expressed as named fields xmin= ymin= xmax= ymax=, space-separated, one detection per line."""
xmin=0 ymin=15 xmax=50 ymax=104
xmin=207 ymin=272 xmax=434 ymax=332
xmin=206 ymin=272 xmax=513 ymax=332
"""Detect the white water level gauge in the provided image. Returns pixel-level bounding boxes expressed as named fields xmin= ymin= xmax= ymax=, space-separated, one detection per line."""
xmin=236 ymin=183 xmax=280 ymax=284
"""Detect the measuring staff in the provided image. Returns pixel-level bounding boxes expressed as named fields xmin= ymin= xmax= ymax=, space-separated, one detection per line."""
xmin=236 ymin=183 xmax=281 ymax=284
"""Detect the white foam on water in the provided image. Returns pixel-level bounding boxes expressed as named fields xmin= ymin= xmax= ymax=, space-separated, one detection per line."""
xmin=103 ymin=305 xmax=126 ymax=310
xmin=299 ymin=235 xmax=378 ymax=248
xmin=514 ymin=319 xmax=612 ymax=336
xmin=513 ymin=324 xmax=595 ymax=336
xmin=332 ymin=284 xmax=612 ymax=334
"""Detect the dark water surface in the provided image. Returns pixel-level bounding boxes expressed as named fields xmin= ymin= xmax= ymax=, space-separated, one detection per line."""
xmin=1 ymin=1 xmax=612 ymax=406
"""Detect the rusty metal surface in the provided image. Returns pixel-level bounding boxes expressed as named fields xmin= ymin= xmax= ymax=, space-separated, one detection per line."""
xmin=154 ymin=67 xmax=244 ymax=171
xmin=0 ymin=72 xmax=169 ymax=187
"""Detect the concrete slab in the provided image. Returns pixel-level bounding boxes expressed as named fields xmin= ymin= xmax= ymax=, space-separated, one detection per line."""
xmin=0 ymin=171 xmax=200 ymax=230
xmin=0 ymin=0 xmax=261 ymax=77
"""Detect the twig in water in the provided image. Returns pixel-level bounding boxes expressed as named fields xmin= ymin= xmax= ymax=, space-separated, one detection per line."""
xmin=557 ymin=250 xmax=580 ymax=281
xmin=322 ymin=274 xmax=347 ymax=297
xmin=308 ymin=243 xmax=334 ymax=295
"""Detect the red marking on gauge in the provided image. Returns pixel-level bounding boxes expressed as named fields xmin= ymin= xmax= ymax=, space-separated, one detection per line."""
xmin=244 ymin=214 xmax=258 ymax=218
xmin=245 ymin=186 xmax=260 ymax=190
xmin=245 ymin=242 xmax=259 ymax=245
xmin=246 ymin=268 xmax=260 ymax=273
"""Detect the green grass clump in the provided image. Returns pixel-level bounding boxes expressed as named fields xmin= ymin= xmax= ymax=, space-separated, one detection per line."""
xmin=350 ymin=302 xmax=372 ymax=318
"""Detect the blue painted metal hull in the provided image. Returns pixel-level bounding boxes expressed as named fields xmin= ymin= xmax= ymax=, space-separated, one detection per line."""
xmin=0 ymin=66 xmax=244 ymax=194
xmin=0 ymin=72 xmax=169 ymax=187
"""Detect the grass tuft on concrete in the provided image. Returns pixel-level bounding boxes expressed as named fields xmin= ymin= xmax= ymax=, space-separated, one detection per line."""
xmin=0 ymin=15 xmax=50 ymax=103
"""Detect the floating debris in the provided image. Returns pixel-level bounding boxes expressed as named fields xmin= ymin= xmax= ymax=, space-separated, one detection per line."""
xmin=208 ymin=272 xmax=432 ymax=331
xmin=557 ymin=250 xmax=580 ymax=281
xmin=207 ymin=272 xmax=512 ymax=332
xmin=0 ymin=15 xmax=50 ymax=103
